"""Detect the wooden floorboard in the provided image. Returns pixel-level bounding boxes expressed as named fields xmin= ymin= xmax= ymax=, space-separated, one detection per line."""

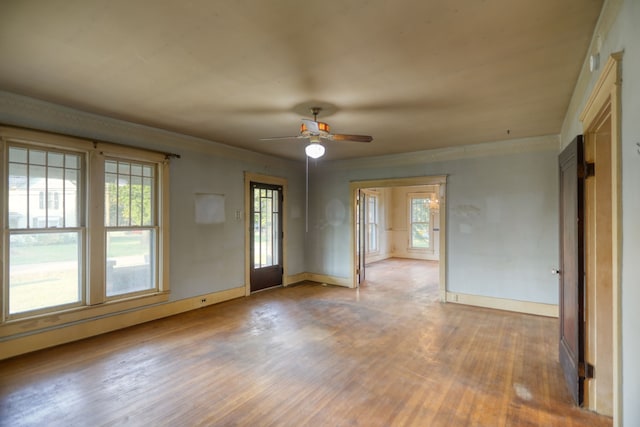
xmin=0 ymin=258 xmax=612 ymax=426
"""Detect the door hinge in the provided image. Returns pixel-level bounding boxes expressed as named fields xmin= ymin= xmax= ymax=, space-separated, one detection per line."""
xmin=579 ymin=362 xmax=595 ymax=379
xmin=585 ymin=162 xmax=595 ymax=178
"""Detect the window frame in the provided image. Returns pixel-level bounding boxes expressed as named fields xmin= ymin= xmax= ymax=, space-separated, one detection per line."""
xmin=1 ymin=126 xmax=170 ymax=336
xmin=407 ymin=192 xmax=434 ymax=251
xmin=5 ymin=142 xmax=87 ymax=317
xmin=363 ymin=190 xmax=379 ymax=255
xmin=103 ymin=157 xmax=159 ymax=299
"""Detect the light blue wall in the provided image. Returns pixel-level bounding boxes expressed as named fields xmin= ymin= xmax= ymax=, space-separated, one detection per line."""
xmin=306 ymin=137 xmax=560 ymax=305
xmin=0 ymin=91 xmax=307 ymax=302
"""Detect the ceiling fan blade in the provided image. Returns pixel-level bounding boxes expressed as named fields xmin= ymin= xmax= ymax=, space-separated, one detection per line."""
xmin=259 ymin=135 xmax=303 ymax=141
xmin=301 ymin=119 xmax=320 ymax=133
xmin=331 ymin=133 xmax=373 ymax=143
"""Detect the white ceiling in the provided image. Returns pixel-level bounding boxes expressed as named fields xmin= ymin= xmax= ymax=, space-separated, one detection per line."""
xmin=0 ymin=0 xmax=603 ymax=161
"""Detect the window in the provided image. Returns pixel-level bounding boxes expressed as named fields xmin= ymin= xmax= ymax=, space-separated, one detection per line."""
xmin=409 ymin=194 xmax=431 ymax=249
xmin=365 ymin=192 xmax=379 ymax=253
xmin=7 ymin=146 xmax=83 ymax=315
xmin=105 ymin=160 xmax=156 ymax=297
xmin=1 ymin=127 xmax=169 ymax=328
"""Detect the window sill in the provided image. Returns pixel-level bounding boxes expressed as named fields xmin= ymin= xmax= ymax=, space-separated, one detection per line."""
xmin=0 ymin=291 xmax=170 ymax=339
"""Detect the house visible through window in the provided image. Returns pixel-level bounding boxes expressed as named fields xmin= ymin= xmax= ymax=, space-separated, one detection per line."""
xmin=7 ymin=146 xmax=82 ymax=314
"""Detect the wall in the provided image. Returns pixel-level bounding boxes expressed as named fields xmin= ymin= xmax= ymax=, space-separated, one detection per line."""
xmin=559 ymin=0 xmax=640 ymax=424
xmin=306 ymin=135 xmax=560 ymax=305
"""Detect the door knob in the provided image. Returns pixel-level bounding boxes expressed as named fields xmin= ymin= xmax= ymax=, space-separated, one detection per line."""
xmin=551 ymin=269 xmax=561 ymax=275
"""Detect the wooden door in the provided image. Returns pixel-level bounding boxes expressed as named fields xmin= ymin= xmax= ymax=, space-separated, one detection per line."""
xmin=250 ymin=182 xmax=283 ymax=292
xmin=558 ymin=135 xmax=586 ymax=406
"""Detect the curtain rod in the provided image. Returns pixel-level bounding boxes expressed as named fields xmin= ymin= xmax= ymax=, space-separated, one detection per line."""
xmin=1 ymin=123 xmax=181 ymax=159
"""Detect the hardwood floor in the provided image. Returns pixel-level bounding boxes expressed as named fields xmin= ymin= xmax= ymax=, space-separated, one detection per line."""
xmin=0 ymin=258 xmax=611 ymax=426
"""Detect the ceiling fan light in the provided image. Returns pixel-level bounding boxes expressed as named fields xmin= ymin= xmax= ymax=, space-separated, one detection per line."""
xmin=305 ymin=142 xmax=325 ymax=159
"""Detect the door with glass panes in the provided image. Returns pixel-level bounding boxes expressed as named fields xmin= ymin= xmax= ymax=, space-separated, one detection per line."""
xmin=250 ymin=182 xmax=283 ymax=292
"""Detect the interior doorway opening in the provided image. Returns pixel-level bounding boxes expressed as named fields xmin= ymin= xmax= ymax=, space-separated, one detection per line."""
xmin=350 ymin=176 xmax=447 ymax=300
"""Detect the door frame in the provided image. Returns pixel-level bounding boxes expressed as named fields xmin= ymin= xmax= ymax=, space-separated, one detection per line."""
xmin=356 ymin=188 xmax=366 ymax=285
xmin=578 ymin=52 xmax=622 ymax=422
xmin=244 ymin=172 xmax=288 ymax=296
xmin=349 ymin=175 xmax=447 ymax=299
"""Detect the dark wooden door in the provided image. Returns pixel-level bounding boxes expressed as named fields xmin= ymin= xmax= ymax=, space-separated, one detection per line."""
xmin=558 ymin=135 xmax=585 ymax=406
xmin=250 ymin=182 xmax=283 ymax=292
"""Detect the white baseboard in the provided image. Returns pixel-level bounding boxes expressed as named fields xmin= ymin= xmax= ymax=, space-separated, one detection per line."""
xmin=304 ymin=273 xmax=352 ymax=288
xmin=0 ymin=286 xmax=245 ymax=361
xmin=284 ymin=273 xmax=308 ymax=286
xmin=445 ymin=292 xmax=558 ymax=318
xmin=284 ymin=272 xmax=352 ymax=288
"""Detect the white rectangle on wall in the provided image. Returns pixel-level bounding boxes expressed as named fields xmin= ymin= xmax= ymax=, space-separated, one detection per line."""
xmin=195 ymin=193 xmax=225 ymax=224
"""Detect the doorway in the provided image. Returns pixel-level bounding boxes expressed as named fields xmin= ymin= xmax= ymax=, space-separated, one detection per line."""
xmin=350 ymin=176 xmax=447 ymax=300
xmin=244 ymin=173 xmax=287 ymax=295
xmin=561 ymin=52 xmax=621 ymax=420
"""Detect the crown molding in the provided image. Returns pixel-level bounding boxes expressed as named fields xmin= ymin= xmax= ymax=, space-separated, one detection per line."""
xmin=324 ymin=134 xmax=560 ymax=171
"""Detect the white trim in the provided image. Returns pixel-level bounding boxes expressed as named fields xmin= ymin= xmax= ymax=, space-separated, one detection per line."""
xmin=304 ymin=273 xmax=351 ymax=288
xmin=445 ymin=292 xmax=558 ymax=318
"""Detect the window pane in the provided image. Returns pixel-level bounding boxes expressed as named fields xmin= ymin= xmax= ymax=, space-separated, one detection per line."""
xmin=106 ymin=230 xmax=155 ymax=297
xmin=48 ymin=152 xmax=64 ymax=167
xmin=105 ymin=173 xmax=118 ymax=226
xmin=10 ymin=147 xmax=81 ymax=230
xmin=105 ymin=160 xmax=154 ymax=228
xmin=8 ymin=163 xmax=28 ymax=228
xmin=9 ymin=232 xmax=81 ymax=314
xmin=65 ymin=169 xmax=79 ymax=227
xmin=130 ymin=176 xmax=142 ymax=226
xmin=412 ymin=198 xmax=429 ymax=222
xmin=105 ymin=160 xmax=117 ymax=174
xmin=30 ymin=150 xmax=46 ymax=165
xmin=411 ymin=224 xmax=429 ymax=248
xmin=9 ymin=147 xmax=27 ymax=163
xmin=48 ymin=166 xmax=63 ymax=227
xmin=65 ymin=154 xmax=79 ymax=169
xmin=142 ymin=177 xmax=153 ymax=226
xmin=29 ymin=165 xmax=46 ymax=228
xmin=118 ymin=162 xmax=130 ymax=175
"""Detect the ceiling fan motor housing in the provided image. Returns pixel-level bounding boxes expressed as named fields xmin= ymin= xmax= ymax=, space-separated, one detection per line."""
xmin=301 ymin=121 xmax=330 ymax=134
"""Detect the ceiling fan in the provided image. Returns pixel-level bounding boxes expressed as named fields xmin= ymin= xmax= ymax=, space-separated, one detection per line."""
xmin=261 ymin=107 xmax=373 ymax=159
